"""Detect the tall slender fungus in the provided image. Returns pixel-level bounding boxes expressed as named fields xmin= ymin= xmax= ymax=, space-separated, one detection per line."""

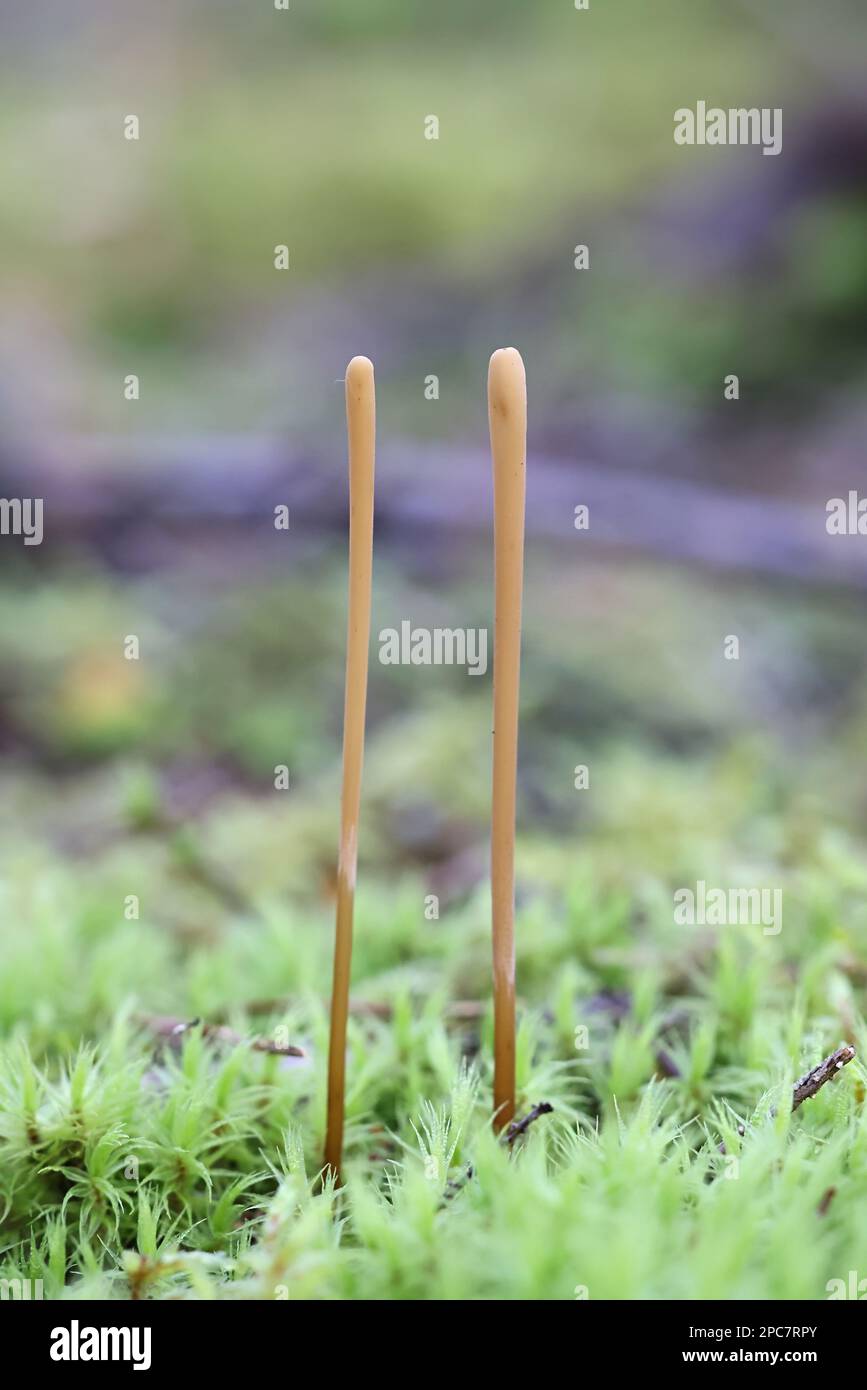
xmin=488 ymin=347 xmax=527 ymax=1132
xmin=324 ymin=355 xmax=376 ymax=1182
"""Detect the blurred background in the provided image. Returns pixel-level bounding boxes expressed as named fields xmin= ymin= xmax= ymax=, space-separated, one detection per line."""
xmin=1 ymin=0 xmax=867 ymax=1032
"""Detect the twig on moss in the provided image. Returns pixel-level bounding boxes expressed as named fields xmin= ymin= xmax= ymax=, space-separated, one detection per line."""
xmin=721 ymin=1043 xmax=857 ymax=1152
xmin=505 ymin=1101 xmax=553 ymax=1146
xmin=136 ymin=1013 xmax=305 ymax=1058
xmin=440 ymin=1103 xmax=553 ymax=1202
xmin=791 ymin=1043 xmax=856 ymax=1112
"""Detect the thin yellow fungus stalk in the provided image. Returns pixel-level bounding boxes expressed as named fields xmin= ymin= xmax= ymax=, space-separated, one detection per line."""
xmin=324 ymin=355 xmax=376 ymax=1181
xmin=487 ymin=346 xmax=527 ymax=1133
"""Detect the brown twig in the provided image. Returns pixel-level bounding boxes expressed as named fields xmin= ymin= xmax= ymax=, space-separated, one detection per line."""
xmin=721 ymin=1043 xmax=858 ymax=1152
xmin=440 ymin=1103 xmax=553 ymax=1202
xmin=791 ymin=1043 xmax=856 ymax=1112
xmin=505 ymin=1101 xmax=554 ymax=1146
xmin=136 ymin=1013 xmax=305 ymax=1058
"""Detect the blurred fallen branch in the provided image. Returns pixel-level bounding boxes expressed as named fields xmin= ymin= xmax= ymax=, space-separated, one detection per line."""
xmin=12 ymin=435 xmax=867 ymax=590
